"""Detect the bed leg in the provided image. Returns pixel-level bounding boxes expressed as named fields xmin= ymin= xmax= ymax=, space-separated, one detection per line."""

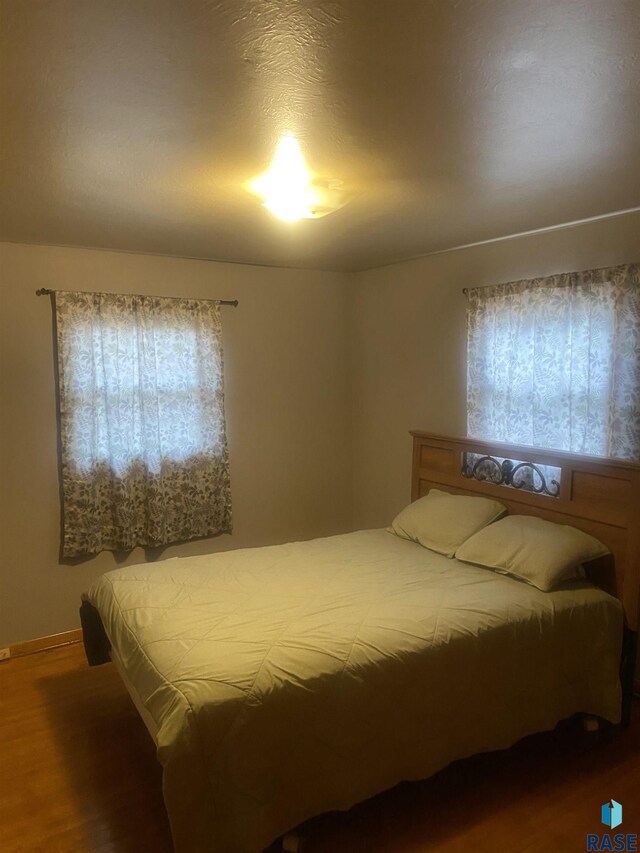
xmin=282 ymin=832 xmax=303 ymax=852
xmin=79 ymin=595 xmax=111 ymax=666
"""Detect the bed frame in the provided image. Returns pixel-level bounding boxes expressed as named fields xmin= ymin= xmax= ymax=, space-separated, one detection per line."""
xmin=410 ymin=431 xmax=640 ymax=725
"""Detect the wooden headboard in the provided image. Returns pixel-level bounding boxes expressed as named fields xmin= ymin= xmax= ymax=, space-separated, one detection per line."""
xmin=410 ymin=431 xmax=640 ymax=631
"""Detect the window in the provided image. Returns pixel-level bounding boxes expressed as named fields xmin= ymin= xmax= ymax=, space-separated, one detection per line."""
xmin=55 ymin=291 xmax=232 ymax=557
xmin=466 ymin=264 xmax=640 ymax=460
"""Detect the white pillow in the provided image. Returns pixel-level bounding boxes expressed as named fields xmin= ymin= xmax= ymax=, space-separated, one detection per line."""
xmin=389 ymin=489 xmax=506 ymax=557
xmin=455 ymin=515 xmax=609 ymax=591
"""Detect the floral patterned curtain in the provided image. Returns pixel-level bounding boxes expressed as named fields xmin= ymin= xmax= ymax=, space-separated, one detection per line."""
xmin=467 ymin=263 xmax=640 ymax=460
xmin=55 ymin=291 xmax=232 ymax=557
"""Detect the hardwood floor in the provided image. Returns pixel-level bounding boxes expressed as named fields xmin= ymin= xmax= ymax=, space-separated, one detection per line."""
xmin=0 ymin=643 xmax=638 ymax=853
xmin=0 ymin=643 xmax=171 ymax=853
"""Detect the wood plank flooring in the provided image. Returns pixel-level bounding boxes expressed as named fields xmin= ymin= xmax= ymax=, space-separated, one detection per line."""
xmin=0 ymin=643 xmax=638 ymax=853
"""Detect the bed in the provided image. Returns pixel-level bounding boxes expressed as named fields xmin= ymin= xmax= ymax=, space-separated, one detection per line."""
xmin=81 ymin=432 xmax=640 ymax=853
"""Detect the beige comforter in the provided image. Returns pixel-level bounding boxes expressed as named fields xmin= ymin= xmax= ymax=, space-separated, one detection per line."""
xmin=88 ymin=529 xmax=623 ymax=853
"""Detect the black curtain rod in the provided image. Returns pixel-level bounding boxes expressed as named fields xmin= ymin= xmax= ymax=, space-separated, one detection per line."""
xmin=35 ymin=288 xmax=238 ymax=306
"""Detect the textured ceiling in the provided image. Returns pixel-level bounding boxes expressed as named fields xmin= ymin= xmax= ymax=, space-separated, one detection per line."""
xmin=1 ymin=0 xmax=639 ymax=271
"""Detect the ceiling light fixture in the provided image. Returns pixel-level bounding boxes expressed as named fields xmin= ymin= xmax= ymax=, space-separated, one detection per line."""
xmin=249 ymin=135 xmax=346 ymax=222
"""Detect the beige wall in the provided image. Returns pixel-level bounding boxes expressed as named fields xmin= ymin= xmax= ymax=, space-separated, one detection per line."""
xmin=0 ymin=242 xmax=351 ymax=645
xmin=2 ymin=212 xmax=640 ymax=646
xmin=349 ymin=211 xmax=640 ymax=530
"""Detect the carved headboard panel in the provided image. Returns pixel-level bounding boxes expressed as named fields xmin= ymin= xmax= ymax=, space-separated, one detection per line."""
xmin=410 ymin=431 xmax=640 ymax=631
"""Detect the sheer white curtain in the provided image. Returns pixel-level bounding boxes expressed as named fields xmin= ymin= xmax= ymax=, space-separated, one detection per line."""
xmin=55 ymin=291 xmax=232 ymax=557
xmin=467 ymin=264 xmax=640 ymax=459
